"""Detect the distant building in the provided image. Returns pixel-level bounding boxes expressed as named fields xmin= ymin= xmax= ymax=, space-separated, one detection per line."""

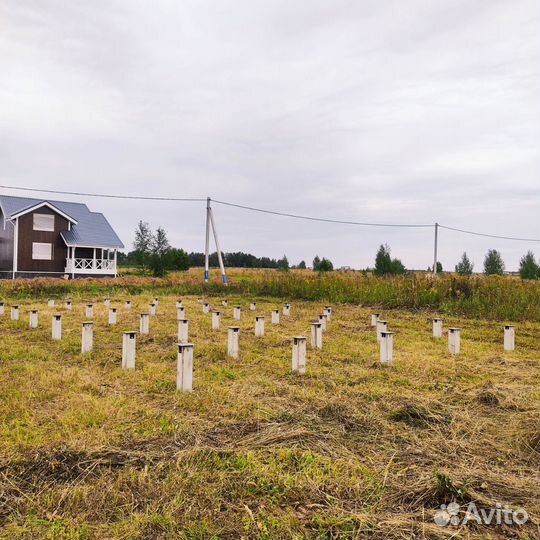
xmin=0 ymin=195 xmax=124 ymax=278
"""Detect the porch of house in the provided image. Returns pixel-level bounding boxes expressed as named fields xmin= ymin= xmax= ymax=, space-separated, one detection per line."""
xmin=64 ymin=246 xmax=118 ymax=276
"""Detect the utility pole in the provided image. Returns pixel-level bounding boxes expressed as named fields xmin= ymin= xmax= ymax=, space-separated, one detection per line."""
xmin=204 ymin=197 xmax=210 ymax=282
xmin=433 ymin=222 xmax=439 ymax=276
xmin=204 ymin=197 xmax=228 ymax=285
xmin=208 ymin=204 xmax=228 ymax=285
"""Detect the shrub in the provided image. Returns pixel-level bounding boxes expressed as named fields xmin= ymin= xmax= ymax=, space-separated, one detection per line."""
xmin=519 ymin=251 xmax=539 ymax=280
xmin=374 ymin=244 xmax=406 ymax=276
xmin=483 ymin=249 xmax=505 ymax=275
xmin=455 ymin=252 xmax=474 ymax=275
xmin=317 ymin=258 xmax=334 ymax=272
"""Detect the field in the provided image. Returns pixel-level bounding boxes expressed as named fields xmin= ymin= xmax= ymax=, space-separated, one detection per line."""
xmin=0 ymin=272 xmax=539 ymax=539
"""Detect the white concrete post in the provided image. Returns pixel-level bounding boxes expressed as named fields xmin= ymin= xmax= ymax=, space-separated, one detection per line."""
xmin=310 ymin=322 xmax=323 ymax=350
xmin=233 ymin=305 xmax=241 ymax=320
xmin=29 ymin=309 xmax=38 ymax=328
xmin=371 ymin=313 xmax=380 ymax=327
xmin=380 ymin=331 xmax=394 ymax=364
xmin=324 ymin=306 xmax=332 ymax=320
xmin=104 ymin=298 xmax=110 ymax=307
xmin=448 ymin=328 xmax=461 ymax=355
xmin=47 ymin=299 xmax=54 ymax=308
xmin=222 ymin=299 xmax=228 ymax=307
xmin=250 ymin=302 xmax=256 ymax=311
xmin=125 ymin=300 xmax=132 ymax=310
xmin=28 ymin=309 xmax=38 ymax=328
xmin=52 ymin=314 xmax=62 ymax=340
xmin=11 ymin=305 xmax=19 ymax=321
xmin=283 ymin=303 xmax=291 ymax=316
xmin=432 ymin=318 xmax=443 ymax=338
xmin=376 ymin=320 xmax=388 ymax=342
xmin=85 ymin=304 xmax=94 ymax=318
xmin=503 ymin=325 xmax=515 ymax=352
xmin=177 ymin=306 xmax=186 ymax=320
xmin=122 ymin=331 xmax=137 ymax=369
xmin=177 ymin=343 xmax=194 ymax=392
xmin=81 ymin=322 xmax=94 ymax=353
xmin=108 ymin=308 xmax=117 ymax=325
xmin=202 ymin=302 xmax=210 ymax=314
xmin=271 ymin=309 xmax=280 ymax=324
xmin=319 ymin=313 xmax=328 ymax=331
xmin=139 ymin=313 xmax=150 ymax=335
xmin=149 ymin=303 xmax=157 ymax=316
xmin=292 ymin=336 xmax=307 ymax=374
xmin=178 ymin=319 xmax=189 ymax=343
xmin=176 ymin=300 xmax=183 ymax=309
xmin=228 ymin=326 xmax=240 ymax=358
xmin=0 ymin=302 xmax=4 ymax=316
xmin=64 ymin=300 xmax=72 ymax=310
xmin=212 ymin=311 xmax=221 ymax=330
xmin=255 ymin=316 xmax=265 ymax=336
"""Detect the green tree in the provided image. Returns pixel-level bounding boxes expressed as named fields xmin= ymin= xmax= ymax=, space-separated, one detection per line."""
xmin=374 ymin=244 xmax=405 ymax=276
xmin=149 ymin=226 xmax=170 ymax=277
xmin=436 ymin=261 xmax=443 ymax=273
xmin=455 ymin=252 xmax=474 ymax=276
xmin=519 ymin=251 xmax=539 ymax=280
xmin=165 ymin=248 xmax=190 ymax=271
xmin=297 ymin=260 xmax=307 ymax=269
xmin=391 ymin=258 xmax=406 ymax=274
xmin=483 ymin=249 xmax=505 ymax=275
xmin=277 ymin=255 xmax=289 ymax=271
xmin=317 ymin=257 xmax=334 ymax=272
xmin=133 ymin=221 xmax=153 ymax=270
xmin=374 ymin=244 xmax=392 ymax=275
xmin=312 ymin=255 xmax=321 ymax=271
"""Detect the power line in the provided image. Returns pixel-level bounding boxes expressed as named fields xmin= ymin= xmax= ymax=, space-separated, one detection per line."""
xmin=212 ymin=199 xmax=432 ymax=228
xmin=1 ymin=183 xmax=538 ymax=241
xmin=439 ymin=224 xmax=540 ymax=243
xmin=0 ymin=184 xmax=205 ymax=202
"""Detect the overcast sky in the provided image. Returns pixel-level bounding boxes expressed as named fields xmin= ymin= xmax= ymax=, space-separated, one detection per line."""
xmin=1 ymin=0 xmax=539 ymax=270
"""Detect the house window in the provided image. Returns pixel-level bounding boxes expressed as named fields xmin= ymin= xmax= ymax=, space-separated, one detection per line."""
xmin=33 ymin=213 xmax=55 ymax=231
xmin=32 ymin=242 xmax=53 ymax=260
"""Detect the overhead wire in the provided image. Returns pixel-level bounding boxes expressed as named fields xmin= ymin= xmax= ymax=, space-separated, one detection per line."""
xmin=1 ymin=184 xmax=538 ymax=241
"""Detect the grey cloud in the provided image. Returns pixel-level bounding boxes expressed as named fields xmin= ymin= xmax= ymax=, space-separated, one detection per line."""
xmin=0 ymin=0 xmax=538 ymax=271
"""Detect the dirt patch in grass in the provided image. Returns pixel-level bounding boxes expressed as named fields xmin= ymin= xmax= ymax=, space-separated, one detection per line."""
xmin=316 ymin=401 xmax=382 ymax=434
xmin=388 ymin=402 xmax=450 ymax=428
xmin=0 ymin=447 xmax=157 ymax=487
xmin=474 ymin=382 xmax=503 ymax=406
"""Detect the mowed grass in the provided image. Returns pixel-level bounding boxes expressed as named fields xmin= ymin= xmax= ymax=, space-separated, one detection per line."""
xmin=0 ymin=293 xmax=538 ymax=539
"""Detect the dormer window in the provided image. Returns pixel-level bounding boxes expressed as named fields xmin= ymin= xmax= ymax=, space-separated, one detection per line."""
xmin=33 ymin=213 xmax=55 ymax=231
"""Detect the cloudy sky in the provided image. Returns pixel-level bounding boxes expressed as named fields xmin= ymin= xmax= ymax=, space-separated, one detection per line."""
xmin=1 ymin=0 xmax=539 ymax=270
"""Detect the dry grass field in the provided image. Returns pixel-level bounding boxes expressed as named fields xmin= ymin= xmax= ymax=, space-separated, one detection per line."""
xmin=0 ymin=289 xmax=539 ymax=539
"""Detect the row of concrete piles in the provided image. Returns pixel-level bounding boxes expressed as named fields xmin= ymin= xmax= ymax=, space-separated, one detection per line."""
xmin=0 ymin=297 xmax=327 ymax=392
xmin=370 ymin=312 xmax=516 ymax=364
xmin=1 ymin=299 xmax=519 ymax=392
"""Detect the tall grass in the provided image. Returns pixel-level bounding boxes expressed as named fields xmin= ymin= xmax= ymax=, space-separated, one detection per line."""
xmin=1 ymin=270 xmax=539 ymax=321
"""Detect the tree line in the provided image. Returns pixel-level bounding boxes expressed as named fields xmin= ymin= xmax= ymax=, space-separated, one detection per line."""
xmin=120 ymin=222 xmax=540 ymax=279
xmin=452 ymin=249 xmax=540 ymax=279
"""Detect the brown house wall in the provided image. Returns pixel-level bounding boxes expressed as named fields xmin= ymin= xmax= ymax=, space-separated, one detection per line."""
xmin=0 ymin=209 xmax=15 ymax=271
xmin=17 ymin=207 xmax=69 ymax=273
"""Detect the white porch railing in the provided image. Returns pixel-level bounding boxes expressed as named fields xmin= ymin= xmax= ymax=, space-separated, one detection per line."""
xmin=65 ymin=258 xmax=116 ymax=274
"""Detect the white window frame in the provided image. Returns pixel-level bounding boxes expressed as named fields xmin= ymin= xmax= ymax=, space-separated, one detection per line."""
xmin=32 ymin=242 xmax=53 ymax=260
xmin=33 ymin=213 xmax=55 ymax=232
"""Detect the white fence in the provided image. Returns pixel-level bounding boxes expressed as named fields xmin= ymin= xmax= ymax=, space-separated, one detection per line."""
xmin=65 ymin=258 xmax=116 ymax=274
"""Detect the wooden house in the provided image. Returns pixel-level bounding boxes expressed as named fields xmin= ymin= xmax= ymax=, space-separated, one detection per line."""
xmin=0 ymin=195 xmax=124 ymax=278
